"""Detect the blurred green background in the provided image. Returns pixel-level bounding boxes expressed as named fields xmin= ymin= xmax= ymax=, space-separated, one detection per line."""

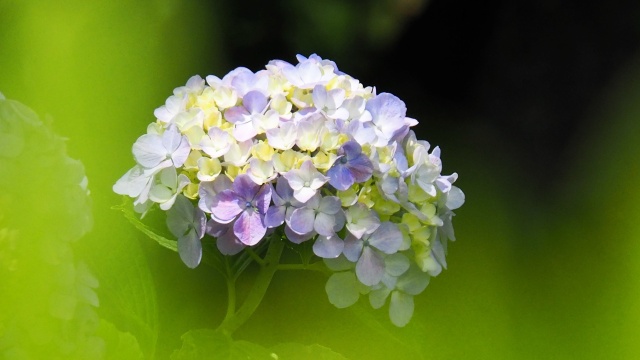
xmin=1 ymin=0 xmax=639 ymax=358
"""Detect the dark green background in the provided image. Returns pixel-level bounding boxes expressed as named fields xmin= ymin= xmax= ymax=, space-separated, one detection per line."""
xmin=1 ymin=0 xmax=639 ymax=358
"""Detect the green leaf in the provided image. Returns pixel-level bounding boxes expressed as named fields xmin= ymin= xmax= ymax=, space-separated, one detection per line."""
xmin=112 ymin=197 xmax=178 ymax=252
xmin=270 ymin=342 xmax=350 ymax=360
xmin=96 ymin=319 xmax=145 ymax=360
xmin=171 ymin=329 xmax=273 ymax=360
xmin=87 ymin=219 xmax=159 ymax=359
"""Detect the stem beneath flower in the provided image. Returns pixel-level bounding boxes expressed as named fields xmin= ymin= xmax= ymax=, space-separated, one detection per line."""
xmin=277 ymin=262 xmax=327 ymax=272
xmin=216 ymin=234 xmax=284 ymax=335
xmin=224 ymin=275 xmax=236 ymax=322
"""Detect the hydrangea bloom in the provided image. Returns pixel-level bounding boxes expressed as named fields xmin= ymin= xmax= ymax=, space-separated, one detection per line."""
xmin=114 ymin=54 xmax=465 ymax=327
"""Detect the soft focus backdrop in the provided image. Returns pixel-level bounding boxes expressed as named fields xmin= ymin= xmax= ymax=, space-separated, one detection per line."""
xmin=1 ymin=0 xmax=639 ymax=358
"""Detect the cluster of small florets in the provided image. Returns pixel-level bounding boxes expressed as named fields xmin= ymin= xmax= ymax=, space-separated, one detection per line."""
xmin=113 ymin=54 xmax=464 ymax=326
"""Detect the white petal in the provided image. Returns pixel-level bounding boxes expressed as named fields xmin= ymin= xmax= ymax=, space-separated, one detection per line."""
xmin=132 ymin=134 xmax=166 ymax=168
xmin=445 ymin=185 xmax=465 ymax=210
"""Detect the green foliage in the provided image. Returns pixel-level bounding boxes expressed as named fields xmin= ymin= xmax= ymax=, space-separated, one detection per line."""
xmin=270 ymin=343 xmax=349 ymax=360
xmin=171 ymin=329 xmax=273 ymax=360
xmin=96 ymin=319 xmax=145 ymax=360
xmin=87 ymin=221 xmax=159 ymax=359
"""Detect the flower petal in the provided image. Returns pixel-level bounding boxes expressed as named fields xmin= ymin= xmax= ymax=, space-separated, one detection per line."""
xmin=288 ymin=208 xmax=315 ymax=235
xmin=313 ymin=234 xmax=344 ymax=258
xmin=369 ymin=287 xmax=392 ymax=310
xmin=325 ymin=272 xmax=360 ymax=308
xmin=166 ymin=195 xmax=194 ymax=237
xmin=327 ymin=164 xmax=354 ymax=191
xmin=396 ymin=266 xmax=430 ymax=296
xmin=356 ymin=246 xmax=384 ymax=286
xmin=233 ymin=210 xmax=267 ymax=246
xmin=384 ymin=253 xmax=410 ymax=277
xmin=367 ymin=222 xmax=402 ymax=254
xmin=312 ymin=212 xmax=335 ymax=236
xmin=389 ymin=291 xmax=414 ymax=327
xmin=210 ymin=190 xmax=242 ymax=223
xmin=253 ymin=183 xmax=272 ymax=215
xmin=217 ymin=231 xmax=246 ymax=255
xmin=264 ymin=205 xmax=285 ymax=228
xmin=132 ymin=134 xmax=165 ymax=168
xmin=178 ymin=228 xmax=202 ymax=269
xmin=343 ymin=234 xmax=363 ymax=262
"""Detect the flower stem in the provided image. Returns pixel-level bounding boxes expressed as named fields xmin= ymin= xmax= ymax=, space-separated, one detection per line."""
xmin=216 ymin=234 xmax=284 ymax=335
xmin=223 ymin=275 xmax=236 ymax=322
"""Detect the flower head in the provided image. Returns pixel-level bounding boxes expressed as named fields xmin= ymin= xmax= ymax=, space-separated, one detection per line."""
xmin=114 ymin=54 xmax=464 ymax=328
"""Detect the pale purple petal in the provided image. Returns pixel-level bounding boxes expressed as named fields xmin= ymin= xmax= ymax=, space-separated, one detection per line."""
xmin=284 ymin=225 xmax=315 ymax=244
xmin=254 ymin=183 xmax=272 ymax=214
xmin=343 ymin=234 xmax=363 ymax=262
xmin=210 ymin=190 xmax=242 ymax=223
xmin=332 ymin=210 xmax=346 ymax=232
xmin=232 ymin=174 xmax=259 ymax=201
xmin=367 ymin=93 xmax=406 ymax=133
xmin=243 ymin=90 xmax=268 ymax=114
xmin=313 ymin=234 xmax=344 ymax=258
xmin=275 ymin=178 xmax=294 ymax=202
xmin=367 ymin=222 xmax=403 ymax=254
xmin=206 ymin=219 xmax=228 ymax=237
xmin=356 ymin=246 xmax=384 ymax=286
xmin=224 ymin=106 xmax=249 ymax=124
xmin=217 ymin=231 xmax=246 ymax=255
xmin=313 ymin=212 xmax=336 ymax=236
xmin=271 ymin=182 xmax=285 ymax=206
xmin=317 ymin=196 xmax=342 ymax=215
xmin=178 ymin=229 xmax=202 ymax=269
xmin=288 ymin=208 xmax=315 ymax=235
xmin=264 ymin=206 xmax=285 ymax=228
xmin=234 ymin=210 xmax=267 ymax=246
xmin=304 ymin=192 xmax=321 ymax=209
xmin=198 ymin=176 xmax=233 ymax=213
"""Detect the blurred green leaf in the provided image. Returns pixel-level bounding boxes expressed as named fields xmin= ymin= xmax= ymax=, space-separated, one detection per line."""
xmin=88 ymin=222 xmax=159 ymax=359
xmin=96 ymin=319 xmax=145 ymax=360
xmin=270 ymin=342 xmax=349 ymax=360
xmin=171 ymin=329 xmax=272 ymax=360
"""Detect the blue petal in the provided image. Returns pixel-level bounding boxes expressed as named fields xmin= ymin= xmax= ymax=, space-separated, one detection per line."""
xmin=327 ymin=164 xmax=355 ymax=191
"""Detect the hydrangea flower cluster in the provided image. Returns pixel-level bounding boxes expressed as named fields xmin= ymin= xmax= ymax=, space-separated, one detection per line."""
xmin=114 ymin=55 xmax=464 ymax=327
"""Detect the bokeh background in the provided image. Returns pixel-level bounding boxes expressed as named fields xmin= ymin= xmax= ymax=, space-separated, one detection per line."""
xmin=2 ymin=0 xmax=640 ymax=358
